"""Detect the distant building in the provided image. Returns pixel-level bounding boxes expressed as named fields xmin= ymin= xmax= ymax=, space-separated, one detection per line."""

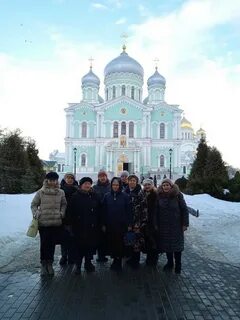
xmin=41 ymin=160 xmax=58 ymax=173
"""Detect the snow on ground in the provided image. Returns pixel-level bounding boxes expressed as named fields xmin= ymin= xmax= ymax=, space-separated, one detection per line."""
xmin=184 ymin=193 xmax=240 ymax=265
xmin=0 ymin=193 xmax=36 ymax=268
xmin=0 ymin=192 xmax=240 ymax=269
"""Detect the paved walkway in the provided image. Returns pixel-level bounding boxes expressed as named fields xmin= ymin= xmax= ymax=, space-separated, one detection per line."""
xmin=0 ymin=240 xmax=239 ymax=320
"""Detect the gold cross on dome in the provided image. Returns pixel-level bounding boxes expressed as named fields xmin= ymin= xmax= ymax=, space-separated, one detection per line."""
xmin=89 ymin=56 xmax=94 ymax=69
xmin=121 ymin=33 xmax=128 ymax=51
xmin=154 ymin=58 xmax=159 ymax=70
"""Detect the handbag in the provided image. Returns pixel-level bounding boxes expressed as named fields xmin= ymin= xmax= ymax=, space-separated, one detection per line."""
xmin=26 ymin=218 xmax=38 ymax=238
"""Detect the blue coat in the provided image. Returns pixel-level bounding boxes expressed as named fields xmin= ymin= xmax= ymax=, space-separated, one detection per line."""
xmin=102 ymin=191 xmax=132 ymax=230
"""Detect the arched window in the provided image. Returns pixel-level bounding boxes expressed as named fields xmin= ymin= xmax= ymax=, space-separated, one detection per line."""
xmin=131 ymin=86 xmax=134 ymax=99
xmin=138 ymin=89 xmax=141 ymax=101
xmin=129 ymin=122 xmax=134 ymax=138
xmin=122 ymin=85 xmax=126 ymax=96
xmin=182 ymin=132 xmax=184 ymax=139
xmin=121 ymin=121 xmax=126 ymax=135
xmin=156 ymin=89 xmax=160 ymax=100
xmin=87 ymin=88 xmax=91 ymax=99
xmin=160 ymin=123 xmax=165 ymax=139
xmin=106 ymin=89 xmax=108 ymax=101
xmin=160 ymin=155 xmax=165 ymax=167
xmin=81 ymin=154 xmax=86 ymax=167
xmin=113 ymin=86 xmax=116 ymax=99
xmin=188 ymin=133 xmax=190 ymax=139
xmin=113 ymin=121 xmax=118 ymax=138
xmin=82 ymin=122 xmax=87 ymax=138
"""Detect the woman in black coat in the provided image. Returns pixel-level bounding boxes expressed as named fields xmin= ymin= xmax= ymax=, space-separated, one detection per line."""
xmin=156 ymin=178 xmax=189 ymax=274
xmin=68 ymin=177 xmax=101 ymax=274
xmin=102 ymin=177 xmax=132 ymax=271
xmin=60 ymin=173 xmax=78 ymax=265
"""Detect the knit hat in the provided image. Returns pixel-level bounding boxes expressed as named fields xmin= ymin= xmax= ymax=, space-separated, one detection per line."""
xmin=161 ymin=178 xmax=174 ymax=186
xmin=143 ymin=178 xmax=154 ymax=186
xmin=120 ymin=170 xmax=129 ymax=178
xmin=64 ymin=172 xmax=75 ymax=179
xmin=79 ymin=177 xmax=93 ymax=186
xmin=98 ymin=170 xmax=108 ymax=178
xmin=45 ymin=171 xmax=59 ymax=180
xmin=128 ymin=174 xmax=139 ymax=183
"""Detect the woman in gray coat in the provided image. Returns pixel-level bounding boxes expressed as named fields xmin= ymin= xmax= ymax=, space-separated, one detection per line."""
xmin=31 ymin=172 xmax=67 ymax=276
xmin=156 ymin=178 xmax=189 ymax=274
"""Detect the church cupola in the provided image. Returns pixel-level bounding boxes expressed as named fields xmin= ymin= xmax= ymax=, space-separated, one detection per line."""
xmin=81 ymin=64 xmax=100 ymax=103
xmin=147 ymin=67 xmax=166 ymax=104
xmin=104 ymin=45 xmax=144 ymax=102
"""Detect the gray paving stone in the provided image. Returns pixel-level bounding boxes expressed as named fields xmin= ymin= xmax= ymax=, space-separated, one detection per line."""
xmin=0 ymin=241 xmax=239 ymax=320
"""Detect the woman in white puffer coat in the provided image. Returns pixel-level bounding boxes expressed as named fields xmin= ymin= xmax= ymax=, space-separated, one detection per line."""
xmin=31 ymin=171 xmax=67 ymax=276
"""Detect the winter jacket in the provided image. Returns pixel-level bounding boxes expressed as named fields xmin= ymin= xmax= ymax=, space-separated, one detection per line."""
xmin=31 ymin=180 xmax=67 ymax=227
xmin=139 ymin=188 xmax=158 ymax=251
xmin=102 ymin=191 xmax=132 ymax=230
xmin=60 ymin=182 xmax=78 ymax=224
xmin=156 ymin=184 xmax=189 ymax=253
xmin=92 ymin=180 xmax=111 ymax=202
xmin=67 ymin=189 xmax=101 ymax=250
xmin=124 ymin=184 xmax=146 ymax=252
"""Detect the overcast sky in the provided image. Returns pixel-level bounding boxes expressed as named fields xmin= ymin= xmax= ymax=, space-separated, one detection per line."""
xmin=0 ymin=0 xmax=240 ymax=167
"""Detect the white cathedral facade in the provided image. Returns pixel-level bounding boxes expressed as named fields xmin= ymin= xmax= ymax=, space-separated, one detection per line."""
xmin=51 ymin=45 xmax=205 ymax=179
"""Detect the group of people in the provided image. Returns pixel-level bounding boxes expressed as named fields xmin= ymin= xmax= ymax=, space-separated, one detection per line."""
xmin=31 ymin=170 xmax=189 ymax=276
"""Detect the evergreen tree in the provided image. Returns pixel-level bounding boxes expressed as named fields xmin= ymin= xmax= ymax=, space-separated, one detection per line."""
xmin=187 ymin=137 xmax=210 ymax=193
xmin=25 ymin=139 xmax=45 ymax=191
xmin=203 ymin=147 xmax=229 ymax=197
xmin=0 ymin=129 xmax=44 ymax=194
xmin=228 ymin=171 xmax=240 ymax=199
xmin=0 ymin=130 xmax=26 ymax=193
xmin=175 ymin=176 xmax=188 ymax=192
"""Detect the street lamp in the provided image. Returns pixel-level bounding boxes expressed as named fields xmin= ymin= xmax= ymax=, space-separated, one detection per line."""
xmin=73 ymin=147 xmax=77 ymax=176
xmin=169 ymin=148 xmax=173 ymax=180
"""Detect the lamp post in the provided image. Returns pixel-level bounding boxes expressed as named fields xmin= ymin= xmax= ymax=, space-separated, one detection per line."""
xmin=169 ymin=148 xmax=173 ymax=180
xmin=73 ymin=147 xmax=77 ymax=176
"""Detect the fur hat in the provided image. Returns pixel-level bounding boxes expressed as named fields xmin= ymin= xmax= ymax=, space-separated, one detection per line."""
xmin=161 ymin=178 xmax=174 ymax=186
xmin=143 ymin=178 xmax=154 ymax=186
xmin=128 ymin=174 xmax=139 ymax=183
xmin=79 ymin=177 xmax=93 ymax=186
xmin=98 ymin=170 xmax=108 ymax=177
xmin=120 ymin=170 xmax=129 ymax=178
xmin=64 ymin=172 xmax=75 ymax=179
xmin=45 ymin=171 xmax=59 ymax=180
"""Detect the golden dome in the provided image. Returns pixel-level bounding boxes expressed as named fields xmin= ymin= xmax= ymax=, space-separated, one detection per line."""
xmin=196 ymin=128 xmax=206 ymax=135
xmin=181 ymin=117 xmax=193 ymax=130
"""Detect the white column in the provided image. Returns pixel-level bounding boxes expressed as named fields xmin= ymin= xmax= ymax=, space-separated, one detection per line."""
xmin=134 ymin=151 xmax=136 ymax=172
xmin=95 ymin=144 xmax=99 ymax=167
xmin=137 ymin=150 xmax=140 ymax=173
xmin=106 ymin=150 xmax=109 ymax=171
xmin=110 ymin=150 xmax=113 ymax=171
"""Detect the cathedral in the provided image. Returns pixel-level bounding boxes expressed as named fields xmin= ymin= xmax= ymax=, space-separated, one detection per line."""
xmin=57 ymin=45 xmax=205 ymax=178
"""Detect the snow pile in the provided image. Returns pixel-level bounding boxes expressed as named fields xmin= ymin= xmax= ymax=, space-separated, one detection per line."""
xmin=0 ymin=194 xmax=35 ymax=268
xmin=184 ymin=193 xmax=240 ymax=265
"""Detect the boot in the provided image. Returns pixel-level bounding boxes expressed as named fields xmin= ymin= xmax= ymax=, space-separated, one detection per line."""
xmin=47 ymin=261 xmax=54 ymax=275
xmin=174 ymin=252 xmax=182 ymax=274
xmin=111 ymin=258 xmax=122 ymax=271
xmin=40 ymin=261 xmax=48 ymax=276
xmin=96 ymin=255 xmax=108 ymax=263
xmin=59 ymin=256 xmax=68 ymax=266
xmin=163 ymin=252 xmax=174 ymax=272
xmin=74 ymin=264 xmax=82 ymax=275
xmin=126 ymin=252 xmax=140 ymax=269
xmin=84 ymin=259 xmax=95 ymax=273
